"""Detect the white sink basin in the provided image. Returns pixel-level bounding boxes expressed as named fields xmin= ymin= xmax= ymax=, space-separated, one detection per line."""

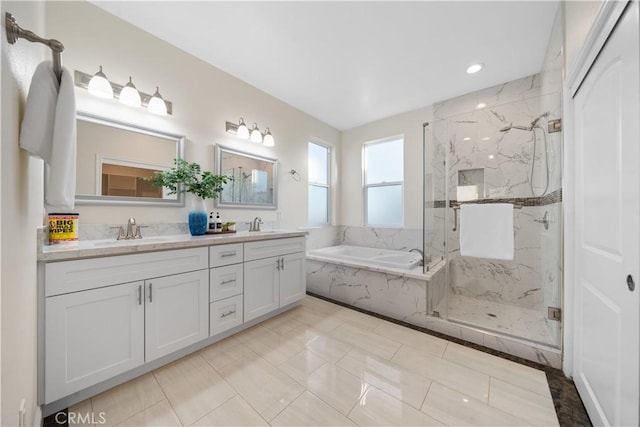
xmin=90 ymin=237 xmax=172 ymax=247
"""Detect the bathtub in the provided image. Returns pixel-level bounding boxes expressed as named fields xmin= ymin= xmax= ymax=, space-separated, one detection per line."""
xmin=308 ymin=245 xmax=422 ymax=270
xmin=306 ymin=245 xmax=447 ymax=326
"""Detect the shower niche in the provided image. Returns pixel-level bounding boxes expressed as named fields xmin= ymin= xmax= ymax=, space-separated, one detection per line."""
xmin=457 ymin=168 xmax=484 ymax=201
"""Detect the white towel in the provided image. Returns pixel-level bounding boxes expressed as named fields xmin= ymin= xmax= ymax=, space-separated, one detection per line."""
xmin=459 ymin=203 xmax=514 ymax=260
xmin=19 ymin=61 xmax=77 ymax=210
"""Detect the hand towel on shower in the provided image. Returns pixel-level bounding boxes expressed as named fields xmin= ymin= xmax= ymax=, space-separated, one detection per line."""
xmin=19 ymin=61 xmax=77 ymax=210
xmin=459 ymin=203 xmax=514 ymax=260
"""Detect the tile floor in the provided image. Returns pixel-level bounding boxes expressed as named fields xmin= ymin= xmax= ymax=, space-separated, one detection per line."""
xmin=67 ymin=296 xmax=559 ymax=426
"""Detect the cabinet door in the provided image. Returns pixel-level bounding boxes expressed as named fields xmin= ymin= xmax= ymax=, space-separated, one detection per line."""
xmin=145 ymin=270 xmax=209 ymax=362
xmin=244 ymin=257 xmax=279 ymax=322
xmin=279 ymin=252 xmax=306 ymax=306
xmin=45 ymin=281 xmax=144 ymax=403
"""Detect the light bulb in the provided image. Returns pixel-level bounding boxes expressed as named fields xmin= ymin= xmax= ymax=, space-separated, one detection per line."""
xmin=263 ymin=128 xmax=274 ymax=147
xmin=119 ymin=76 xmax=141 ymax=107
xmin=237 ymin=118 xmax=249 ymax=139
xmin=87 ymin=65 xmax=113 ymax=99
xmin=466 ymin=63 xmax=484 ymax=74
xmin=148 ymin=87 xmax=167 ymax=115
xmin=250 ymin=123 xmax=262 ymax=143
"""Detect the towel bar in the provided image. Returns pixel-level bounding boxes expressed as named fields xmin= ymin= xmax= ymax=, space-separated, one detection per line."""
xmin=452 ymin=203 xmax=523 ymax=232
xmin=5 ymin=12 xmax=64 ymax=83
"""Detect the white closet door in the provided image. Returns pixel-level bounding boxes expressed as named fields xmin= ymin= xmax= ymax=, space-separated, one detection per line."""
xmin=572 ymin=2 xmax=639 ymax=426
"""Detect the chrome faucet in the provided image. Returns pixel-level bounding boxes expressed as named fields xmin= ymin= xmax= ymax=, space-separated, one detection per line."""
xmin=409 ymin=248 xmax=425 ymax=266
xmin=248 ymin=217 xmax=263 ymax=232
xmin=126 ymin=218 xmax=137 ymax=239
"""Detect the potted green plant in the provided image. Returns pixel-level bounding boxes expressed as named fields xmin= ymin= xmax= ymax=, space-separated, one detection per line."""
xmin=146 ymin=158 xmax=230 ymax=235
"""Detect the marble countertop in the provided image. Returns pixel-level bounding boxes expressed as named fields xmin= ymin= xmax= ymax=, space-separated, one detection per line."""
xmin=39 ymin=230 xmax=307 ymax=262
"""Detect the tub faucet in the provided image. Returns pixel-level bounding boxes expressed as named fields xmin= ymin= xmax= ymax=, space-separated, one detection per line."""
xmin=409 ymin=248 xmax=424 ymax=266
xmin=249 ymin=217 xmax=263 ymax=232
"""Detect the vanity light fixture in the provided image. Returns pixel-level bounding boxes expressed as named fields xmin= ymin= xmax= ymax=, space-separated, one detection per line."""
xmin=466 ymin=63 xmax=484 ymax=74
xmin=74 ymin=69 xmax=173 ymax=115
xmin=225 ymin=117 xmax=275 ymax=146
xmin=250 ymin=123 xmax=263 ymax=143
xmin=263 ymin=128 xmax=274 ymax=147
xmin=147 ymin=87 xmax=167 ymax=116
xmin=87 ymin=65 xmax=113 ymax=99
xmin=119 ymin=76 xmax=142 ymax=107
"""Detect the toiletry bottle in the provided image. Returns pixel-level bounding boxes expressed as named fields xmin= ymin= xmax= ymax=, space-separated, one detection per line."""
xmin=214 ymin=212 xmax=222 ymax=233
xmin=208 ymin=212 xmax=215 ymax=231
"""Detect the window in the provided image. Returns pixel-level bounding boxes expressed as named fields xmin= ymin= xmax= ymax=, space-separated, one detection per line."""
xmin=308 ymin=142 xmax=330 ymax=225
xmin=364 ymin=137 xmax=403 ymax=227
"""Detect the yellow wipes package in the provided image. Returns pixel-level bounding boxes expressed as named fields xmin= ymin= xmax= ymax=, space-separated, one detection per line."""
xmin=48 ymin=213 xmax=79 ymax=243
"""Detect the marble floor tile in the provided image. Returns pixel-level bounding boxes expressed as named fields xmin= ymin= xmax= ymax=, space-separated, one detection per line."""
xmin=421 ymin=382 xmax=528 ymax=426
xmin=348 ymin=386 xmax=443 ymax=426
xmin=153 ymin=353 xmax=236 ymax=426
xmin=238 ymin=325 xmax=307 ymax=366
xmin=329 ymin=323 xmax=402 ymax=360
xmin=278 ymin=349 xmax=327 ymax=383
xmin=299 ymin=296 xmax=342 ymax=315
xmin=283 ymin=324 xmax=353 ymax=363
xmin=334 ymin=307 xmax=383 ymax=331
xmin=198 ymin=335 xmax=255 ymax=371
xmin=91 ymin=373 xmax=165 ymax=427
xmin=337 ymin=349 xmax=431 ymax=410
xmin=305 ymin=364 xmax=370 ymax=415
xmin=271 ymin=391 xmax=356 ymax=426
xmin=115 ymin=400 xmax=181 ymax=427
xmin=443 ymin=341 xmax=550 ymax=396
xmin=289 ymin=307 xmax=344 ymax=332
xmin=392 ymin=345 xmax=491 ymax=402
xmin=259 ymin=311 xmax=305 ymax=335
xmin=489 ymin=377 xmax=559 ymax=427
xmin=217 ymin=351 xmax=305 ymax=421
xmin=373 ymin=320 xmax=448 ymax=357
xmin=191 ymin=395 xmax=268 ymax=426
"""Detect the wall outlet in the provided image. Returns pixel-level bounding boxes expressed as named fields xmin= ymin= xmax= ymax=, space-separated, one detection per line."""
xmin=18 ymin=398 xmax=26 ymax=427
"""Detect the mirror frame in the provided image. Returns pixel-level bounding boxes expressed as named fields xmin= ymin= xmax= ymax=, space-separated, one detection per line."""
xmin=215 ymin=145 xmax=278 ymax=210
xmin=75 ymin=112 xmax=186 ymax=206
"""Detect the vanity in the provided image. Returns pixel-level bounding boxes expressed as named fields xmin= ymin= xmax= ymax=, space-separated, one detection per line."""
xmin=38 ymin=231 xmax=306 ymax=415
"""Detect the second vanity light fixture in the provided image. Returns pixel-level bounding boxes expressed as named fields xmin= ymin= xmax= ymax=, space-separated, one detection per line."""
xmin=225 ymin=117 xmax=275 ymax=147
xmin=75 ymin=66 xmax=173 ymax=115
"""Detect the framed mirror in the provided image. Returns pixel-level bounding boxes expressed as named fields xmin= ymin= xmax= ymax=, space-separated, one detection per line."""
xmin=215 ymin=145 xmax=277 ymax=209
xmin=75 ymin=112 xmax=185 ymax=206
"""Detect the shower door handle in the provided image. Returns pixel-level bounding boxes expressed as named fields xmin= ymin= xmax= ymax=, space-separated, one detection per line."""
xmin=627 ymin=274 xmax=635 ymax=292
xmin=452 ymin=207 xmax=459 ymax=232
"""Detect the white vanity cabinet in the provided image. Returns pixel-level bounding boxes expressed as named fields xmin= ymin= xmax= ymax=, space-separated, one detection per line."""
xmin=243 ymin=237 xmax=306 ymax=321
xmin=43 ymin=247 xmax=208 ymax=403
xmin=209 ymin=243 xmax=244 ymax=336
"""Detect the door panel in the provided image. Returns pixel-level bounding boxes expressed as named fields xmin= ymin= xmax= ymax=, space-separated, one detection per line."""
xmin=279 ymin=252 xmax=306 ymax=306
xmin=573 ymin=2 xmax=639 ymax=426
xmin=145 ymin=270 xmax=209 ymax=362
xmin=45 ymin=281 xmax=144 ymax=402
xmin=244 ymin=257 xmax=279 ymax=321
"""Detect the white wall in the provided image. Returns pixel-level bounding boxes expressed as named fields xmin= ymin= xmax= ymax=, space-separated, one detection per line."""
xmin=45 ymin=1 xmax=340 ymax=230
xmin=564 ymin=0 xmax=604 ymax=72
xmin=1 ymin=2 xmax=47 ymax=425
xmin=340 ymin=105 xmax=432 ymax=228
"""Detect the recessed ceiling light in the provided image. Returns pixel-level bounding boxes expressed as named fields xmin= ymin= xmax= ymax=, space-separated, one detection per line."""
xmin=488 ymin=154 xmax=495 ymax=160
xmin=476 ymin=102 xmax=487 ymax=109
xmin=466 ymin=63 xmax=484 ymax=74
xmin=481 ymin=137 xmax=490 ymax=141
xmin=463 ymin=137 xmax=471 ymax=141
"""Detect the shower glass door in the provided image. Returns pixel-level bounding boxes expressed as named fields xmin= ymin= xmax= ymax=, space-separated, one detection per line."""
xmin=429 ymin=89 xmax=563 ymax=349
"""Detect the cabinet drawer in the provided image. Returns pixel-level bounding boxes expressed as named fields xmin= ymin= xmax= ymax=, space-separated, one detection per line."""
xmin=209 ymin=243 xmax=244 ymax=267
xmin=210 ymin=295 xmax=243 ymax=336
xmin=210 ymin=264 xmax=243 ymax=302
xmin=244 ymin=237 xmax=305 ymax=262
xmin=45 ymin=247 xmax=208 ymax=297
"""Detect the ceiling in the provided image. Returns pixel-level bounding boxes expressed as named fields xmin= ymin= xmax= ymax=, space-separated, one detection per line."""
xmin=91 ymin=1 xmax=559 ymax=130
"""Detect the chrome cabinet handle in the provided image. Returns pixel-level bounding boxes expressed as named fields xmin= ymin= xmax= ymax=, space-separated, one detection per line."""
xmin=276 ymin=258 xmax=281 ymax=271
xmin=220 ymin=279 xmax=236 ymax=286
xmin=220 ymin=252 xmax=236 ymax=257
xmin=221 ymin=310 xmax=236 ymax=318
xmin=148 ymin=283 xmax=153 ymax=303
xmin=280 ymin=258 xmax=285 ymax=270
xmin=138 ymin=284 xmax=142 ymax=305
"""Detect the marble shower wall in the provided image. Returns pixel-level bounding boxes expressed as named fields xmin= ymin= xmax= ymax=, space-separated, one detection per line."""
xmin=433 ymin=73 xmax=563 ymax=337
